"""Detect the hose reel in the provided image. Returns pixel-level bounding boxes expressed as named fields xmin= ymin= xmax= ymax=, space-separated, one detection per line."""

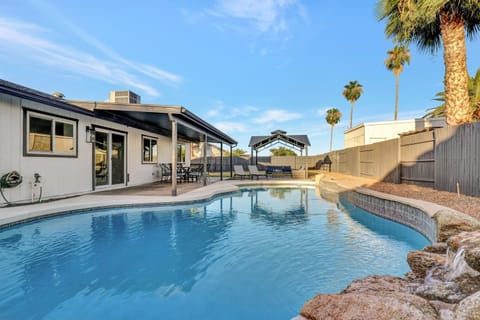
xmin=0 ymin=171 xmax=23 ymax=205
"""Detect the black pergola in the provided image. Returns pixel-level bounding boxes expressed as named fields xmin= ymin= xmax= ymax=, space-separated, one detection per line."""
xmin=248 ymin=130 xmax=311 ymax=178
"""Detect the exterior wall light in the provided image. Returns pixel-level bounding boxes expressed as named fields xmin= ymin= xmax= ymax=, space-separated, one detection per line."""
xmin=86 ymin=126 xmax=96 ymax=143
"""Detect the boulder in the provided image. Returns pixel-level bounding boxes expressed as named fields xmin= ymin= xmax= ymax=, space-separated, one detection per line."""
xmin=453 ymin=291 xmax=480 ymax=320
xmin=429 ymin=301 xmax=456 ymax=320
xmin=447 ymin=230 xmax=480 ymax=252
xmin=447 ymin=230 xmax=480 ymax=273
xmin=300 ymin=275 xmax=439 ymax=320
xmin=300 ymin=291 xmax=439 ymax=320
xmin=342 ymin=275 xmax=409 ymax=294
xmin=423 ymin=242 xmax=449 ymax=254
xmin=434 ymin=210 xmax=480 ymax=242
xmin=464 ymin=246 xmax=480 ymax=274
xmin=408 ymin=250 xmax=447 ymax=278
xmin=455 ymin=274 xmax=480 ymax=295
xmin=415 ymin=282 xmax=466 ymax=303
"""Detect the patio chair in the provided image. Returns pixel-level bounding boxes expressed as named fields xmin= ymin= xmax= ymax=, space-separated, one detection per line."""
xmin=160 ymin=163 xmax=171 ymax=182
xmin=248 ymin=165 xmax=268 ymax=180
xmin=188 ymin=164 xmax=203 ymax=182
xmin=233 ymin=165 xmax=251 ymax=180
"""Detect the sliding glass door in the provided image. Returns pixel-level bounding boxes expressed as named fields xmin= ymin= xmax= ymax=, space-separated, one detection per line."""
xmin=95 ymin=129 xmax=126 ymax=188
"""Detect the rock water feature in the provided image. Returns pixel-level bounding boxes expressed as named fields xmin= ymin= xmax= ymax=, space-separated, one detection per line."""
xmin=297 ymin=199 xmax=480 ymax=319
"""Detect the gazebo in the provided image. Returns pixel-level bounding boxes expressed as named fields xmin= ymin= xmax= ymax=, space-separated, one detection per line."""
xmin=248 ymin=130 xmax=311 ymax=178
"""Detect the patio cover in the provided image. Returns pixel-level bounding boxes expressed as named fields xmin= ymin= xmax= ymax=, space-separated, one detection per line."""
xmin=248 ymin=130 xmax=310 ymax=178
xmin=249 ymin=130 xmax=310 ymax=152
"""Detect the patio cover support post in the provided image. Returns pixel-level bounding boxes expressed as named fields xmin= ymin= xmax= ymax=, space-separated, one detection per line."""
xmin=250 ymin=147 xmax=254 ymax=165
xmin=203 ymin=134 xmax=208 ymax=186
xmin=220 ymin=142 xmax=223 ymax=181
xmin=255 ymin=150 xmax=258 ymax=165
xmin=305 ymin=146 xmax=309 ymax=179
xmin=230 ymin=145 xmax=233 ymax=178
xmin=170 ymin=117 xmax=178 ymax=196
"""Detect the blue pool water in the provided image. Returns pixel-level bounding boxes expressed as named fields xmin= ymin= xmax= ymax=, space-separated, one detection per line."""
xmin=0 ymin=188 xmax=429 ymax=319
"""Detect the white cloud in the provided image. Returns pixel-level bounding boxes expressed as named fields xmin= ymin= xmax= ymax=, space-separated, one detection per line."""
xmin=206 ymin=100 xmax=225 ymax=117
xmin=207 ymin=101 xmax=259 ymax=118
xmin=211 ymin=0 xmax=298 ymax=33
xmin=204 ymin=0 xmax=307 ymax=53
xmin=213 ymin=121 xmax=249 ymax=133
xmin=0 ymin=17 xmax=182 ymax=96
xmin=231 ymin=105 xmax=259 ymax=117
xmin=316 ymin=107 xmax=331 ymax=117
xmin=253 ymin=109 xmax=302 ymax=123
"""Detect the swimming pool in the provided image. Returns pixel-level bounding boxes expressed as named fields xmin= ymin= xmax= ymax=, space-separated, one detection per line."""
xmin=0 ymin=187 xmax=429 ymax=319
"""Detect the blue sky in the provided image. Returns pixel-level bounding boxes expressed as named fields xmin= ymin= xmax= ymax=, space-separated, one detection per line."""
xmin=1 ymin=0 xmax=479 ymax=155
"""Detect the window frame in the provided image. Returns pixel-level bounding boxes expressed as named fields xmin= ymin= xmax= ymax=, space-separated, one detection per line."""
xmin=23 ymin=108 xmax=78 ymax=158
xmin=142 ymin=135 xmax=159 ymax=164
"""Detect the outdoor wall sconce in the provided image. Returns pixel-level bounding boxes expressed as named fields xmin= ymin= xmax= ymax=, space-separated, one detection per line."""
xmin=86 ymin=126 xmax=96 ymax=143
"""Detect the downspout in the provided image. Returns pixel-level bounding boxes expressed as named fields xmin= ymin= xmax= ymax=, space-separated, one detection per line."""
xmin=168 ymin=113 xmax=177 ymax=196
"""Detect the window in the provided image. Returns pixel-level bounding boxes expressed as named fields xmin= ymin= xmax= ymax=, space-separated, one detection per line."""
xmin=142 ymin=136 xmax=158 ymax=163
xmin=177 ymin=144 xmax=186 ymax=163
xmin=26 ymin=110 xmax=77 ymax=156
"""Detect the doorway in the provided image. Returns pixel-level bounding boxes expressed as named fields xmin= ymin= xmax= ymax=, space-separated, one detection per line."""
xmin=94 ymin=129 xmax=126 ymax=188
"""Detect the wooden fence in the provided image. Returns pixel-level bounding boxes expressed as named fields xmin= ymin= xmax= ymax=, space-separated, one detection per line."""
xmin=200 ymin=123 xmax=480 ymax=196
xmin=400 ymin=130 xmax=435 ymax=187
xmin=329 ymin=123 xmax=480 ymax=196
xmin=434 ymin=124 xmax=480 ymax=196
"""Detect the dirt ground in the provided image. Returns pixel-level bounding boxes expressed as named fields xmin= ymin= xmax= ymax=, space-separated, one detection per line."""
xmin=315 ymin=172 xmax=480 ymax=221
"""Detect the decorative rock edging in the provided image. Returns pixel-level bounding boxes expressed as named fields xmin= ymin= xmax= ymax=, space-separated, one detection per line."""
xmin=299 ymin=176 xmax=480 ymax=320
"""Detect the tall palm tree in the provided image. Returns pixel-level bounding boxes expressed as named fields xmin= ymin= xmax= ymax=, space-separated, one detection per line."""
xmin=425 ymin=68 xmax=480 ymax=120
xmin=326 ymin=108 xmax=342 ymax=151
xmin=377 ymin=0 xmax=480 ymax=125
xmin=342 ymin=81 xmax=363 ymax=128
xmin=385 ymin=45 xmax=410 ymax=120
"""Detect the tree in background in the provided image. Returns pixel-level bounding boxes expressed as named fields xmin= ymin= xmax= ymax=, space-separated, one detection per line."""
xmin=377 ymin=0 xmax=480 ymax=125
xmin=385 ymin=45 xmax=410 ymax=120
xmin=270 ymin=146 xmax=297 ymax=156
xmin=325 ymin=108 xmax=342 ymax=152
xmin=342 ymin=81 xmax=363 ymax=128
xmin=425 ymin=68 xmax=480 ymax=120
xmin=232 ymin=148 xmax=248 ymax=156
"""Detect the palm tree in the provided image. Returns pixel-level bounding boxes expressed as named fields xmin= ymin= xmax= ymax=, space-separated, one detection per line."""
xmin=325 ymin=108 xmax=342 ymax=151
xmin=385 ymin=45 xmax=410 ymax=120
xmin=377 ymin=0 xmax=480 ymax=125
xmin=425 ymin=68 xmax=480 ymax=120
xmin=342 ymin=81 xmax=363 ymax=128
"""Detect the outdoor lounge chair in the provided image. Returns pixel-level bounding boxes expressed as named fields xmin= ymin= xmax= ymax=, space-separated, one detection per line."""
xmin=233 ymin=165 xmax=251 ymax=180
xmin=248 ymin=165 xmax=268 ymax=180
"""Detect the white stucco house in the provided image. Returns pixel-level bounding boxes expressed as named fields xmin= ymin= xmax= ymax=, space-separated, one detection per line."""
xmin=343 ymin=118 xmax=446 ymax=148
xmin=0 ymin=79 xmax=236 ymax=205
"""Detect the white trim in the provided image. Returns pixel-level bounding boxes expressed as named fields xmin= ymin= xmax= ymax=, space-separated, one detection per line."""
xmin=26 ymin=110 xmax=77 ymax=156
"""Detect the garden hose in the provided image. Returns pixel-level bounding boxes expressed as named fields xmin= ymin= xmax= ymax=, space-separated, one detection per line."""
xmin=0 ymin=171 xmax=23 ymax=206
